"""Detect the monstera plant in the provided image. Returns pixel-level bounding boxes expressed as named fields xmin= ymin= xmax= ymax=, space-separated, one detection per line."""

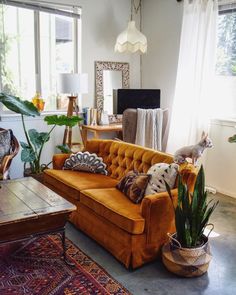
xmin=0 ymin=93 xmax=82 ymax=174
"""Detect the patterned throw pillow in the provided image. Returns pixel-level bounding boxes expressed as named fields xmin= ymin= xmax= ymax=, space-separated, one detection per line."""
xmin=63 ymin=151 xmax=108 ymax=175
xmin=0 ymin=129 xmax=12 ymax=162
xmin=145 ymin=163 xmax=179 ymax=196
xmin=116 ymin=171 xmax=151 ymax=204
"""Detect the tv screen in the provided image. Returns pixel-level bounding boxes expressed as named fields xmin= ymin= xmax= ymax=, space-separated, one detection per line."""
xmin=116 ymin=89 xmax=161 ymax=114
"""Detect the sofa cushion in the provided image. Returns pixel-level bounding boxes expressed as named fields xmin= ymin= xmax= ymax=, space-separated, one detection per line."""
xmin=63 ymin=151 xmax=108 ymax=175
xmin=145 ymin=163 xmax=179 ymax=195
xmin=44 ymin=169 xmax=118 ymax=201
xmin=116 ymin=170 xmax=151 ymax=204
xmin=80 ymin=188 xmax=145 ymax=234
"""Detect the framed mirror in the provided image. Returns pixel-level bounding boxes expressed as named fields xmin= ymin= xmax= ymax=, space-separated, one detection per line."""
xmin=95 ymin=61 xmax=130 ymax=113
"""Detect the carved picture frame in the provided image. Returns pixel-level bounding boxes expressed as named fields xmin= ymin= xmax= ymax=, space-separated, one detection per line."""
xmin=95 ymin=61 xmax=130 ymax=112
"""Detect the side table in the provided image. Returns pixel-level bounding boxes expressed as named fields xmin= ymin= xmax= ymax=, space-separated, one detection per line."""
xmin=81 ymin=124 xmax=122 ymax=146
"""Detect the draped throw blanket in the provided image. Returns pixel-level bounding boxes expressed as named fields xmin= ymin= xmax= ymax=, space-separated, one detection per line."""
xmin=135 ymin=108 xmax=163 ymax=150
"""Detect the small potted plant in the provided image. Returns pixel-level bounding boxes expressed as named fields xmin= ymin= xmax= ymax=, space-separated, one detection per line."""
xmin=0 ymin=93 xmax=82 ymax=180
xmin=162 ymin=165 xmax=218 ymax=277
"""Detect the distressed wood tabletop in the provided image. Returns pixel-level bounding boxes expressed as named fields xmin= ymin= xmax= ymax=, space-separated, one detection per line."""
xmin=0 ymin=177 xmax=76 ymax=242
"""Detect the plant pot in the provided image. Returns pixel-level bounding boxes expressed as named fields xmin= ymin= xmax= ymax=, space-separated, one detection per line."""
xmin=24 ymin=168 xmax=44 ymax=184
xmin=162 ymin=233 xmax=212 ymax=277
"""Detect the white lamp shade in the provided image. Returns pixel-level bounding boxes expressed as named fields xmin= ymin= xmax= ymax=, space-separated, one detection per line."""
xmin=57 ymin=73 xmax=88 ymax=94
xmin=115 ymin=21 xmax=147 ymax=54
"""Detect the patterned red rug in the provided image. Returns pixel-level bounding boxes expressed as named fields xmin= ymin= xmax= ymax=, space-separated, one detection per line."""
xmin=0 ymin=235 xmax=131 ymax=295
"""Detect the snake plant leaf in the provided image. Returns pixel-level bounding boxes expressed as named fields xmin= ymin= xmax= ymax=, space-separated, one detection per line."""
xmin=44 ymin=115 xmax=82 ymax=127
xmin=201 ymin=201 xmax=219 ymax=230
xmin=172 ymin=165 xmax=218 ymax=247
xmin=184 ymin=219 xmax=192 ymax=247
xmin=164 ymin=180 xmax=172 ymax=199
xmin=0 ymin=93 xmax=40 ymax=116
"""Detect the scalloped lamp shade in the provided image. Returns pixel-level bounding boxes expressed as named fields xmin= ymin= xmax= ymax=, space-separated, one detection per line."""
xmin=115 ymin=21 xmax=147 ymax=54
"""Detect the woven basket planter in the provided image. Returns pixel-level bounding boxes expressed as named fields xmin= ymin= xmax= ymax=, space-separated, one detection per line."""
xmin=162 ymin=233 xmax=212 ymax=277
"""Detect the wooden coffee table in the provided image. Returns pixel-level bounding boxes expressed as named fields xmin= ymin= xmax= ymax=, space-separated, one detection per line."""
xmin=0 ymin=177 xmax=76 ymax=263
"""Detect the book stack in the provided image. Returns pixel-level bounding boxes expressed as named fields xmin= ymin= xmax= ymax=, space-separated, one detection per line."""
xmin=82 ymin=108 xmax=97 ymax=125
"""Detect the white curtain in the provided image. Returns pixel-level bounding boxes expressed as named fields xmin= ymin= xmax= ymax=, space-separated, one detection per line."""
xmin=167 ymin=0 xmax=218 ymax=154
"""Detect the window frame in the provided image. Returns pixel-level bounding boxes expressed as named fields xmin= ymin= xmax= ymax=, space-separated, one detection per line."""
xmin=0 ymin=2 xmax=81 ymax=113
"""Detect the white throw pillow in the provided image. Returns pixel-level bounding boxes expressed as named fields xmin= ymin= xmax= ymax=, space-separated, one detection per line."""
xmin=145 ymin=163 xmax=179 ymax=195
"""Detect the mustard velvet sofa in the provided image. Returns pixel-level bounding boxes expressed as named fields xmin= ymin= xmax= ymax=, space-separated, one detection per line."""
xmin=44 ymin=139 xmax=197 ymax=269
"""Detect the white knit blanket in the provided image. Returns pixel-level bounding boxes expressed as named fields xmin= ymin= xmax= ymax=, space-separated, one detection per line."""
xmin=135 ymin=108 xmax=163 ymax=150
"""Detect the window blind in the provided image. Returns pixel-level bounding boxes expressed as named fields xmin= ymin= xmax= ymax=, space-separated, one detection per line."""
xmin=219 ymin=0 xmax=236 ymax=14
xmin=0 ymin=0 xmax=81 ymax=19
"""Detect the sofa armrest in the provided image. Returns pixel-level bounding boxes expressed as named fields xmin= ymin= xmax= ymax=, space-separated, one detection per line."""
xmin=179 ymin=163 xmax=199 ymax=192
xmin=141 ymin=189 xmax=178 ymax=245
xmin=52 ymin=154 xmax=70 ymax=169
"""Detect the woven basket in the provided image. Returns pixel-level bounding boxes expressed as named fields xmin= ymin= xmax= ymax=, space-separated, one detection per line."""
xmin=162 ymin=233 xmax=212 ymax=277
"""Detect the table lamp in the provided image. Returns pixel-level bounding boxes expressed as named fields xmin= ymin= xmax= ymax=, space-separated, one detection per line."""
xmin=57 ymin=73 xmax=88 ymax=147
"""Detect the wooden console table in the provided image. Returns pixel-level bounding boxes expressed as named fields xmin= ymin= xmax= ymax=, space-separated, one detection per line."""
xmin=81 ymin=124 xmax=122 ymax=146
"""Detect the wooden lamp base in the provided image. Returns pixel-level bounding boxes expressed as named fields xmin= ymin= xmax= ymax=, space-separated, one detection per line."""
xmin=63 ymin=96 xmax=79 ymax=148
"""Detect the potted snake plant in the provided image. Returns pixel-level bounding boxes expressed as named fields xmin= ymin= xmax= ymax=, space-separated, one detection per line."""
xmin=162 ymin=165 xmax=218 ymax=277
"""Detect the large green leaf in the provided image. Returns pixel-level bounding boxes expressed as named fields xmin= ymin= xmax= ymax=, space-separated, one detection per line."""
xmin=28 ymin=129 xmax=49 ymax=150
xmin=20 ymin=141 xmax=30 ymax=149
xmin=21 ymin=147 xmax=36 ymax=163
xmin=56 ymin=144 xmax=72 ymax=154
xmin=0 ymin=93 xmax=40 ymax=116
xmin=44 ymin=115 xmax=82 ymax=127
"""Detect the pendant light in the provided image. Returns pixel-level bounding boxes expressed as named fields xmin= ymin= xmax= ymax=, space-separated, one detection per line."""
xmin=114 ymin=0 xmax=147 ymax=54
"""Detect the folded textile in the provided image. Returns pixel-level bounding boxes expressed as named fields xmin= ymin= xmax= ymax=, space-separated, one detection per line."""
xmin=135 ymin=108 xmax=163 ymax=150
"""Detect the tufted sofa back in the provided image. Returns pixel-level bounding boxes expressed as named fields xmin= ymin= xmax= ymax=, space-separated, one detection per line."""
xmin=85 ymin=139 xmax=173 ymax=180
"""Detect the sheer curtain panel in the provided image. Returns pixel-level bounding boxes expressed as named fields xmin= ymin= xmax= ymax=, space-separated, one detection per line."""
xmin=167 ymin=0 xmax=218 ymax=153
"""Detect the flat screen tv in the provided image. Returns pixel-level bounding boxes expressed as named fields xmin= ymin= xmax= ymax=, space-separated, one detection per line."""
xmin=116 ymin=89 xmax=161 ymax=114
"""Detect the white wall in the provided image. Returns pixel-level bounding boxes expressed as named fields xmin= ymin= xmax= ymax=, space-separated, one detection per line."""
xmin=79 ymin=0 xmax=141 ymax=107
xmin=205 ymin=119 xmax=236 ymax=198
xmin=142 ymin=0 xmax=183 ymax=109
xmin=0 ymin=0 xmax=141 ymax=178
xmin=141 ymin=0 xmax=236 ymax=198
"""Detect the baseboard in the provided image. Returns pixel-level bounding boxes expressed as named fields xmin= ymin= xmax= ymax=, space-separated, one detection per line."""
xmin=206 ymin=184 xmax=236 ymax=199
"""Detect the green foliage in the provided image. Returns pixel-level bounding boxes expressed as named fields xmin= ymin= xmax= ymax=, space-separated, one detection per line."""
xmin=0 ymin=5 xmax=19 ymax=95
xmin=166 ymin=166 xmax=218 ymax=248
xmin=56 ymin=144 xmax=72 ymax=154
xmin=228 ymin=134 xmax=236 ymax=143
xmin=0 ymin=93 xmax=40 ymax=116
xmin=0 ymin=93 xmax=82 ymax=174
xmin=216 ymin=12 xmax=236 ymax=76
xmin=44 ymin=115 xmax=82 ymax=127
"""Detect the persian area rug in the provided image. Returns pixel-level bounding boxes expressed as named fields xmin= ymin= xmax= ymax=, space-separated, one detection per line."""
xmin=0 ymin=235 xmax=131 ymax=295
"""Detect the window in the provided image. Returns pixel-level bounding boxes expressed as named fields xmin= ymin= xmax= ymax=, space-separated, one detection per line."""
xmin=0 ymin=2 xmax=81 ymax=111
xmin=214 ymin=3 xmax=236 ymax=117
xmin=217 ymin=6 xmax=236 ymax=75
